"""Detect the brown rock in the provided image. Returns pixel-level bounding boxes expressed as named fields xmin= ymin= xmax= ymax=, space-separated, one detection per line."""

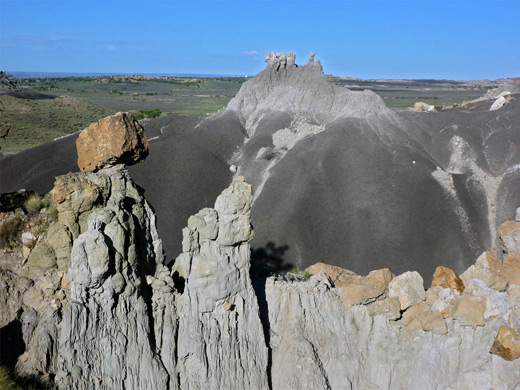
xmin=490 ymin=325 xmax=520 ymax=361
xmin=222 ymin=302 xmax=233 ymax=311
xmin=402 ymin=302 xmax=449 ymax=334
xmin=76 ymin=112 xmax=149 ymax=173
xmin=366 ymin=297 xmax=401 ymax=320
xmin=504 ymin=253 xmax=520 ymax=286
xmin=498 ymin=220 xmax=520 ymax=254
xmin=421 ymin=311 xmax=448 ymax=335
xmin=342 ymin=268 xmax=394 ymax=306
xmin=460 ymin=251 xmax=508 ymax=291
xmin=431 ymin=266 xmax=464 ymax=294
xmin=402 ymin=302 xmax=431 ymax=326
xmin=305 ymin=262 xmax=358 ymax=287
xmin=451 ymin=296 xmax=486 ymax=327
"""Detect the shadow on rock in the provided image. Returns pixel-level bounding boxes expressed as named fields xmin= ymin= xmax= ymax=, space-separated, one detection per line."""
xmin=250 ymin=241 xmax=292 ymax=388
xmin=251 ymin=241 xmax=292 ymax=279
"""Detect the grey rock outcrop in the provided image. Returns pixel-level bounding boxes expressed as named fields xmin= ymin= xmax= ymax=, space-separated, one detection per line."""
xmin=57 ymin=165 xmax=168 ymax=389
xmin=265 ymin=267 xmax=520 ymax=389
xmin=173 ymin=176 xmax=269 ymax=389
xmin=225 ymin=52 xmax=394 ymax=136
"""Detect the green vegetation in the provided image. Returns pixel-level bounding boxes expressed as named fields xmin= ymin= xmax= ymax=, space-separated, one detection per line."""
xmin=132 ymin=108 xmax=162 ymax=120
xmin=0 ymin=94 xmax=114 ymax=153
xmin=0 ymin=366 xmax=21 ymax=390
xmin=0 ymin=215 xmax=23 ymax=249
xmin=0 ymin=75 xmax=247 ymax=153
xmin=289 ymin=268 xmax=312 ymax=280
xmin=328 ymin=76 xmax=489 ymax=109
xmin=24 ymin=193 xmax=49 ymax=216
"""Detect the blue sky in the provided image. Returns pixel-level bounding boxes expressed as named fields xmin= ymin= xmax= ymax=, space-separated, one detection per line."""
xmin=1 ymin=1 xmax=519 ymax=79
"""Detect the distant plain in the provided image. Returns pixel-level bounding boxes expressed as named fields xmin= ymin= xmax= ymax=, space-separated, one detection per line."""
xmin=0 ymin=75 xmax=491 ymax=154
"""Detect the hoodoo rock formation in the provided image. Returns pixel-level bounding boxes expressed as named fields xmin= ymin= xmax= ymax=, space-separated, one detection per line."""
xmin=2 ymin=53 xmax=520 ymax=284
xmin=1 ymin=101 xmax=520 ymax=388
xmin=1 ymin=162 xmax=520 ymax=388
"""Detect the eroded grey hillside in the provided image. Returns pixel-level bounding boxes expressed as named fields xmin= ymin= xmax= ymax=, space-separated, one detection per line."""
xmin=1 ymin=53 xmax=520 ymax=282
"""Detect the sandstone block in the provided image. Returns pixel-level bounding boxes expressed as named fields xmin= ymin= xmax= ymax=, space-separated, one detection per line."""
xmin=21 ymin=231 xmax=36 ymax=247
xmin=402 ymin=302 xmax=430 ymax=326
xmin=490 ymin=325 xmax=520 ymax=361
xmin=420 ymin=311 xmax=448 ymax=335
xmin=489 ymin=95 xmax=506 ymax=111
xmin=504 ymin=253 xmax=520 ymax=286
xmin=451 ymin=296 xmax=486 ymax=327
xmin=431 ymin=266 xmax=464 ymax=293
xmin=27 ymin=242 xmax=56 ymax=270
xmin=342 ymin=268 xmax=394 ymax=306
xmin=388 ymin=271 xmax=425 ymax=310
xmin=305 ymin=262 xmax=358 ymax=287
xmin=76 ymin=112 xmax=149 ymax=173
xmin=498 ymin=220 xmax=520 ymax=254
xmin=460 ymin=251 xmax=508 ymax=291
xmin=366 ymin=297 xmax=401 ymax=320
xmin=413 ymin=102 xmax=436 ymax=112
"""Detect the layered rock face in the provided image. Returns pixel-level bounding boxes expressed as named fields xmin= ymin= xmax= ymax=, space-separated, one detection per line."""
xmin=2 ymin=160 xmax=520 ymax=388
xmin=56 ymin=165 xmax=168 ymax=389
xmin=225 ymin=52 xmax=395 ymax=135
xmin=2 ymin=53 xmax=520 ymax=284
xmin=1 ymin=168 xmax=269 ymax=389
xmin=266 ymin=243 xmax=520 ymax=389
xmin=172 ymin=176 xmax=268 ymax=389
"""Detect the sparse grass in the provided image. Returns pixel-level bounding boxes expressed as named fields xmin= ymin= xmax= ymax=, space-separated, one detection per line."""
xmin=288 ymin=268 xmax=312 ymax=280
xmin=0 ymin=76 xmax=246 ymax=153
xmin=24 ymin=194 xmax=49 ymax=216
xmin=0 ymin=366 xmax=21 ymax=390
xmin=133 ymin=108 xmax=162 ymax=120
xmin=0 ymin=215 xmax=23 ymax=249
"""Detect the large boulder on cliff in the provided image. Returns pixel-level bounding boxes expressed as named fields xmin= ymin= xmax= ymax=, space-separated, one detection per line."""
xmin=76 ymin=112 xmax=149 ymax=172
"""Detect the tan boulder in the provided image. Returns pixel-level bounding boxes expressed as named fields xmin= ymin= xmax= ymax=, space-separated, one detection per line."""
xmin=460 ymin=251 xmax=508 ymax=291
xmin=402 ymin=302 xmax=431 ymax=326
xmin=504 ymin=253 xmax=520 ymax=286
xmin=76 ymin=112 xmax=149 ymax=173
xmin=402 ymin=302 xmax=447 ymax=334
xmin=305 ymin=262 xmax=358 ymax=287
xmin=451 ymin=295 xmax=486 ymax=327
xmin=366 ymin=297 xmax=401 ymax=320
xmin=27 ymin=242 xmax=56 ymax=270
xmin=431 ymin=266 xmax=464 ymax=293
xmin=498 ymin=220 xmax=520 ymax=254
xmin=420 ymin=311 xmax=448 ymax=335
xmin=388 ymin=271 xmax=425 ymax=310
xmin=490 ymin=325 xmax=520 ymax=361
xmin=342 ymin=268 xmax=394 ymax=306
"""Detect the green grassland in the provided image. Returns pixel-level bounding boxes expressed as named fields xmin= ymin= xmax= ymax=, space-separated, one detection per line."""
xmin=0 ymin=94 xmax=114 ymax=154
xmin=329 ymin=76 xmax=491 ymax=109
xmin=16 ymin=76 xmax=246 ymax=115
xmin=0 ymin=76 xmax=246 ymax=154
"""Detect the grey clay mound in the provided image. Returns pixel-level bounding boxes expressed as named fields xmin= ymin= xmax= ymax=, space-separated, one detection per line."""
xmin=2 ymin=52 xmax=520 ymax=284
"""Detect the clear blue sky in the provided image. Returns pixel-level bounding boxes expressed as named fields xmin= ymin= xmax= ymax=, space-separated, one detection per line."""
xmin=1 ymin=1 xmax=519 ymax=79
